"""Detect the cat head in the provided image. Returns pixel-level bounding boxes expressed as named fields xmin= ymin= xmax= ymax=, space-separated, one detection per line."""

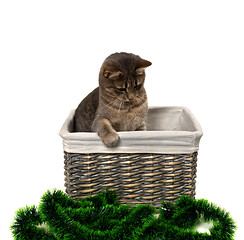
xmin=99 ymin=52 xmax=151 ymax=103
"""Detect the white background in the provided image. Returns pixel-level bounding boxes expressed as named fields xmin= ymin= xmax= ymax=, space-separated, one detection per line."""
xmin=1 ymin=0 xmax=243 ymax=239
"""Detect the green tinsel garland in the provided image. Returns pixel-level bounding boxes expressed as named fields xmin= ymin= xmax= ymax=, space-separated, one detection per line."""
xmin=11 ymin=190 xmax=236 ymax=239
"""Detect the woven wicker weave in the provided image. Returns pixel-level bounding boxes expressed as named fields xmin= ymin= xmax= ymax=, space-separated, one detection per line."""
xmin=61 ymin=107 xmax=202 ymax=206
xmin=64 ymin=151 xmax=198 ymax=206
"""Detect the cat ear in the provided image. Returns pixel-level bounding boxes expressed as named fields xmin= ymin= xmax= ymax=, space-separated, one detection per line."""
xmin=135 ymin=59 xmax=152 ymax=75
xmin=136 ymin=58 xmax=152 ymax=70
xmin=104 ymin=70 xmax=122 ymax=79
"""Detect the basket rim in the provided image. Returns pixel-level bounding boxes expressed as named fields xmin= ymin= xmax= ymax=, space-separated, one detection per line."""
xmin=60 ymin=106 xmax=203 ymax=154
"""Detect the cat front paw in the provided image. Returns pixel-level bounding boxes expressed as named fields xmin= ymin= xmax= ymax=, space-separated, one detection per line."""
xmin=101 ymin=132 xmax=120 ymax=147
xmin=136 ymin=124 xmax=147 ymax=131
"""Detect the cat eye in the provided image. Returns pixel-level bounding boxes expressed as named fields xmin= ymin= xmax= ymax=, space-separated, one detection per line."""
xmin=134 ymin=84 xmax=142 ymax=90
xmin=117 ymin=88 xmax=126 ymax=92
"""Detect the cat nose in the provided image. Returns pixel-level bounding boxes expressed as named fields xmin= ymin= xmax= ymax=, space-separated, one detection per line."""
xmin=127 ymin=92 xmax=135 ymax=100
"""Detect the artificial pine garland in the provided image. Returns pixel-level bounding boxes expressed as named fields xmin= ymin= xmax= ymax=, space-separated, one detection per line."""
xmin=11 ymin=190 xmax=236 ymax=240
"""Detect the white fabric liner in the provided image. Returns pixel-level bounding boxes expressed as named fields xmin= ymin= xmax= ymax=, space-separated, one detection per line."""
xmin=59 ymin=106 xmax=203 ymax=154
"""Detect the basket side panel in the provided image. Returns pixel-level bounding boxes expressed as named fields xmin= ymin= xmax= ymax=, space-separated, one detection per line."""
xmin=64 ymin=152 xmax=198 ymax=206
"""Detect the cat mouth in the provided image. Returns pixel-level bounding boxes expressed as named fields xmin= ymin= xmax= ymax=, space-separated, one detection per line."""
xmin=123 ymin=99 xmax=133 ymax=104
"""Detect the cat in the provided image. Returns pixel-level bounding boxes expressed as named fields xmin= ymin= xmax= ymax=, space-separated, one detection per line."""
xmin=74 ymin=52 xmax=152 ymax=147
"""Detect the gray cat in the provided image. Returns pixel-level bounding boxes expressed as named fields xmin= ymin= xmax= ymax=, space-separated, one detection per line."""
xmin=74 ymin=52 xmax=151 ymax=147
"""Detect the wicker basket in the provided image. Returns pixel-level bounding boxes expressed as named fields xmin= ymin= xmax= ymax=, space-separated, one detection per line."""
xmin=60 ymin=106 xmax=202 ymax=206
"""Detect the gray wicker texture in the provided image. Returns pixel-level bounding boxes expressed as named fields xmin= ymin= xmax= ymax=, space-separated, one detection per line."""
xmin=64 ymin=152 xmax=198 ymax=206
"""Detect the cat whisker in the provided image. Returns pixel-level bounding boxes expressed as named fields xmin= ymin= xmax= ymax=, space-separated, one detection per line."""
xmin=104 ymin=92 xmax=117 ymax=99
xmin=118 ymin=101 xmax=123 ymax=113
xmin=103 ymin=97 xmax=119 ymax=107
xmin=104 ymin=98 xmax=118 ymax=107
xmin=104 ymin=99 xmax=120 ymax=113
xmin=135 ymin=98 xmax=141 ymax=107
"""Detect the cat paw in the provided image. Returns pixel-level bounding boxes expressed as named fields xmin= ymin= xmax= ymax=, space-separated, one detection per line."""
xmin=102 ymin=132 xmax=120 ymax=147
xmin=136 ymin=124 xmax=147 ymax=131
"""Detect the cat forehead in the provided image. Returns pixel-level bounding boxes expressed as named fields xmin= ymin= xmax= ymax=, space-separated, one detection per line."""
xmin=103 ymin=58 xmax=135 ymax=71
xmin=104 ymin=53 xmax=151 ymax=70
xmin=107 ymin=52 xmax=137 ymax=62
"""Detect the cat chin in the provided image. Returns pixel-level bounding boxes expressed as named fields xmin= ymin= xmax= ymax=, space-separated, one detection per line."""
xmin=122 ymin=99 xmax=133 ymax=104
